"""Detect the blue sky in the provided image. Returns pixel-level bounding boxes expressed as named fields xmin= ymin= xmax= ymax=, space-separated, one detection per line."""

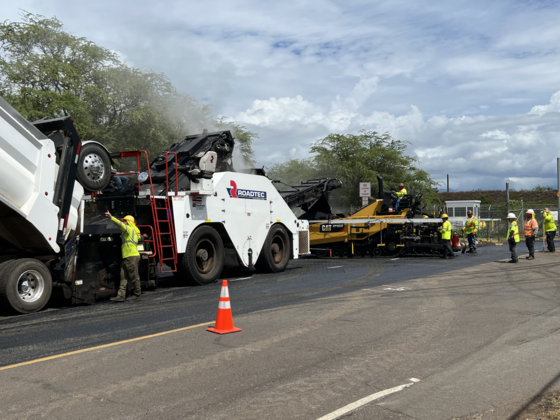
xmin=3 ymin=0 xmax=560 ymax=190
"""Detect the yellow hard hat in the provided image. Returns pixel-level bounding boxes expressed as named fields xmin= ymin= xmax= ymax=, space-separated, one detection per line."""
xmin=122 ymin=215 xmax=135 ymax=223
xmin=441 ymin=214 xmax=449 ymax=218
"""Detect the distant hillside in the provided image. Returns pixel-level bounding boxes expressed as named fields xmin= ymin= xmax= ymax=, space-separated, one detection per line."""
xmin=438 ymin=190 xmax=558 ymax=204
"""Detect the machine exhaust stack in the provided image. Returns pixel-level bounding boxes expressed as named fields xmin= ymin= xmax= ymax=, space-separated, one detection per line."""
xmin=377 ymin=175 xmax=384 ymax=199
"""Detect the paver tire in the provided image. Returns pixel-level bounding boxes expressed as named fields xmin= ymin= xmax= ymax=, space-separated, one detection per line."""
xmin=77 ymin=143 xmax=111 ymax=192
xmin=255 ymin=224 xmax=291 ymax=273
xmin=0 ymin=259 xmax=53 ymax=315
xmin=179 ymin=226 xmax=224 ymax=285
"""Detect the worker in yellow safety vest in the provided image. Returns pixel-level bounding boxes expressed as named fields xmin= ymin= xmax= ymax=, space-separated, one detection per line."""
xmin=439 ymin=214 xmax=455 ymax=259
xmin=465 ymin=210 xmax=478 ymax=254
xmin=542 ymin=208 xmax=556 ymax=252
xmin=507 ymin=213 xmax=519 ymax=263
xmin=396 ymin=183 xmax=407 ymax=198
xmin=393 ymin=183 xmax=407 ymax=211
xmin=105 ymin=211 xmax=142 ymax=302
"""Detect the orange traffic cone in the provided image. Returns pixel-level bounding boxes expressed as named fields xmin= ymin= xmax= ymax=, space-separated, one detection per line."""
xmin=207 ymin=280 xmax=242 ymax=334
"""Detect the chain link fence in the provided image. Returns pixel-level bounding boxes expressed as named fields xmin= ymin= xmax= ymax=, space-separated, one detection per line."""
xmin=423 ymin=202 xmax=559 ymax=241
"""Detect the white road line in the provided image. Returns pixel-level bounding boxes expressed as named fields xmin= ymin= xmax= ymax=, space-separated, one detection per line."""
xmin=327 ymin=266 xmax=343 ymax=269
xmin=362 ymin=287 xmax=411 ymax=292
xmin=391 ymin=258 xmax=400 ymax=260
xmin=316 ymin=381 xmax=416 ymax=420
xmin=228 ymin=277 xmax=252 ymax=282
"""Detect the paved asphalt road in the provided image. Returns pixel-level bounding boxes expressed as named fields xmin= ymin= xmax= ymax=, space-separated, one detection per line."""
xmin=2 ymin=241 xmax=560 ymax=419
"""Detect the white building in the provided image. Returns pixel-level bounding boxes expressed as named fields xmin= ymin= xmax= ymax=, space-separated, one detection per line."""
xmin=445 ymin=200 xmax=481 ymax=228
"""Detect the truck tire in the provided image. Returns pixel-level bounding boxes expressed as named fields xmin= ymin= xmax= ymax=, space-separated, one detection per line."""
xmin=76 ymin=143 xmax=111 ymax=192
xmin=255 ymin=224 xmax=291 ymax=273
xmin=180 ymin=226 xmax=224 ymax=285
xmin=0 ymin=259 xmax=53 ymax=315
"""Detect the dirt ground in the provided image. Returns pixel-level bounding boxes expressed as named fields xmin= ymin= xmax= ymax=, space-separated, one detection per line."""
xmin=454 ymin=390 xmax=560 ymax=420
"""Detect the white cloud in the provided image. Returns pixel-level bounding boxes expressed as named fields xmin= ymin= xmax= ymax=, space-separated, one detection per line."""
xmin=238 ymin=88 xmax=560 ymax=190
xmin=480 ymin=130 xmax=510 ymax=140
xmin=2 ymin=0 xmax=560 ymax=189
xmin=529 ymin=90 xmax=560 ymax=115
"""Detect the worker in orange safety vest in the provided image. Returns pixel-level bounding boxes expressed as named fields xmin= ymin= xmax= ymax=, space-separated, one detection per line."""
xmin=523 ymin=209 xmax=538 ymax=260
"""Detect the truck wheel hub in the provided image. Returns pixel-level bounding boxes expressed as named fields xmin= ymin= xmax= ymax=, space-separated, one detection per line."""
xmin=17 ymin=270 xmax=45 ymax=303
xmin=83 ymin=154 xmax=105 ymax=180
xmin=196 ymin=249 xmax=209 ymax=262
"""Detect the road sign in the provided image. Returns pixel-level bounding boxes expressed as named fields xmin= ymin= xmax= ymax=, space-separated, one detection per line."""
xmin=359 ymin=182 xmax=371 ymax=197
xmin=362 ymin=197 xmax=368 ymax=207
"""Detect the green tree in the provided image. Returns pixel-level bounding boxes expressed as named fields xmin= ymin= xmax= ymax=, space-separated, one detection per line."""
xmin=267 ymin=131 xmax=439 ymax=209
xmin=476 ymin=194 xmax=493 ymax=204
xmin=531 ymin=184 xmax=553 ymax=192
xmin=313 ymin=131 xmax=439 ymax=207
xmin=267 ymin=158 xmax=321 ymax=190
xmin=0 ymin=12 xmax=256 ymax=164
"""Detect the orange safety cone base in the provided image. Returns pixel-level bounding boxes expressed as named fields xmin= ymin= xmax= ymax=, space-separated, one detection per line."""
xmin=207 ymin=279 xmax=241 ymax=334
xmin=206 ymin=326 xmax=242 ymax=334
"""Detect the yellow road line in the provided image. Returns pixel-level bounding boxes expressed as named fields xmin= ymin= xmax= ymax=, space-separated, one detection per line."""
xmin=0 ymin=321 xmax=214 ymax=372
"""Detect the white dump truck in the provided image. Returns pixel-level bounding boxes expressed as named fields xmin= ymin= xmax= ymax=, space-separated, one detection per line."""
xmin=0 ymin=96 xmax=114 ymax=314
xmin=0 ymin=96 xmax=310 ymax=314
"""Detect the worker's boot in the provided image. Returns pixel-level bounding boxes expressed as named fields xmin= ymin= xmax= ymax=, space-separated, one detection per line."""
xmin=127 ymin=295 xmax=141 ymax=302
xmin=110 ymin=295 xmax=126 ymax=302
xmin=473 ymin=249 xmax=477 ymax=254
xmin=466 ymin=248 xmax=473 ymax=254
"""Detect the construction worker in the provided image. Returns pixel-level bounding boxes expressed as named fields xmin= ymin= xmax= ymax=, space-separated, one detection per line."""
xmin=105 ymin=211 xmax=142 ymax=302
xmin=523 ymin=209 xmax=538 ymax=260
xmin=465 ymin=210 xmax=478 ymax=254
xmin=439 ymin=214 xmax=454 ymax=259
xmin=542 ymin=208 xmax=556 ymax=252
xmin=394 ymin=183 xmax=407 ymax=210
xmin=507 ymin=213 xmax=519 ymax=263
xmin=396 ymin=183 xmax=407 ymax=198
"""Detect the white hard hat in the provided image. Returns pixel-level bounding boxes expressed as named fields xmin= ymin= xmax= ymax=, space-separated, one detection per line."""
xmin=507 ymin=213 xmax=516 ymax=218
xmin=526 ymin=209 xmax=534 ymax=214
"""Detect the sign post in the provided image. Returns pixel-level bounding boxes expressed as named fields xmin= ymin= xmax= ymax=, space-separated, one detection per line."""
xmin=359 ymin=182 xmax=371 ymax=207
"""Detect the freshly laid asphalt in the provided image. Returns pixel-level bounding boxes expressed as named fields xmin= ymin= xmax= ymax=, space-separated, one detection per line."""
xmin=1 ymin=240 xmax=560 ymax=419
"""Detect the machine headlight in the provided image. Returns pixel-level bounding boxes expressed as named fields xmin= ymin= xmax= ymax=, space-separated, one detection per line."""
xmin=138 ymin=171 xmax=149 ymax=183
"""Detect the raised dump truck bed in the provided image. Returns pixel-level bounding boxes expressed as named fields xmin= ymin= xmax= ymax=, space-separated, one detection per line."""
xmin=0 ymin=96 xmax=112 ymax=314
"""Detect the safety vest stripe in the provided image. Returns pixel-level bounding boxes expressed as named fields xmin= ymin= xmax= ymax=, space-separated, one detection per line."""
xmin=511 ymin=222 xmax=519 ymax=237
xmin=218 ymin=300 xmax=231 ymax=310
xmin=123 ymin=229 xmax=139 ymax=245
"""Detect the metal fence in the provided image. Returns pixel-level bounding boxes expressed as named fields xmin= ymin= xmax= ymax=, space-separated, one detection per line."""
xmin=427 ymin=202 xmax=559 ymax=241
